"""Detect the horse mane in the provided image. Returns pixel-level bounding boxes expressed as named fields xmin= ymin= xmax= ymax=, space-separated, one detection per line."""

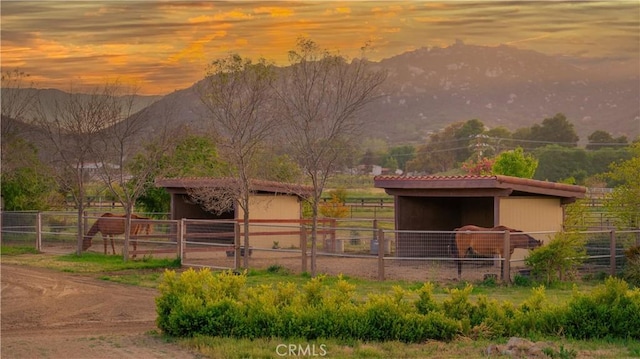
xmin=84 ymin=213 xmax=109 ymax=238
xmin=85 ymin=220 xmax=101 ymax=239
xmin=492 ymin=225 xmax=522 ymax=233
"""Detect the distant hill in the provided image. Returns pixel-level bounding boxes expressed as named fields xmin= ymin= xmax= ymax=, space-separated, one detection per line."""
xmin=5 ymin=43 xmax=639 ymax=146
xmin=362 ymin=42 xmax=639 ymax=144
xmin=1 ymin=87 xmax=161 ymax=123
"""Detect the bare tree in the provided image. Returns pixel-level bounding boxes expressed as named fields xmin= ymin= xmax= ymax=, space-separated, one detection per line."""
xmin=195 ymin=54 xmax=279 ymax=268
xmin=274 ymin=38 xmax=387 ymax=276
xmin=1 ymin=69 xmax=37 ymax=128
xmin=91 ymin=91 xmax=181 ymax=259
xmin=33 ymin=82 xmax=124 ymax=254
xmin=1 ymin=69 xmax=38 ymax=165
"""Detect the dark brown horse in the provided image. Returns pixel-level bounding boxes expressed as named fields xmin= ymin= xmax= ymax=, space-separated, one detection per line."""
xmin=83 ymin=213 xmax=152 ymax=255
xmin=453 ymin=225 xmax=542 ymax=278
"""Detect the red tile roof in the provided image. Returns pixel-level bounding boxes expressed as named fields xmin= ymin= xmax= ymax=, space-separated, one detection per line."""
xmin=374 ymin=175 xmax=586 ymax=198
xmin=155 ymin=177 xmax=313 ymax=197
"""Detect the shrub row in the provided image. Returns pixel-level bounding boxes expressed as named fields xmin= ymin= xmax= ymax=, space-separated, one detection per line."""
xmin=156 ymin=269 xmax=640 ymax=342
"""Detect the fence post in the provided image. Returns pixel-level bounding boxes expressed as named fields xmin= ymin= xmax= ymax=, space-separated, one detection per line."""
xmin=502 ymin=230 xmax=511 ymax=283
xmin=301 ymin=225 xmax=307 ymax=273
xmin=234 ymin=221 xmax=241 ymax=270
xmin=378 ymin=229 xmax=385 ymax=281
xmin=36 ymin=212 xmax=42 ymax=252
xmin=178 ymin=219 xmax=184 ymax=260
xmin=610 ymin=229 xmax=616 ymax=277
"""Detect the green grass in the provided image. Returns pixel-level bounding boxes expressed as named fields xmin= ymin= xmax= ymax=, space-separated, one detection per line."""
xmin=2 ymin=251 xmax=637 ymax=359
xmin=178 ymin=335 xmax=639 ymax=359
xmin=56 ymin=252 xmax=181 ymax=272
xmin=1 ymin=245 xmax=39 ymax=255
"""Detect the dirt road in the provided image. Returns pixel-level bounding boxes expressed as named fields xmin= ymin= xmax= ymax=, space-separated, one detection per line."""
xmin=1 ymin=264 xmax=202 ymax=359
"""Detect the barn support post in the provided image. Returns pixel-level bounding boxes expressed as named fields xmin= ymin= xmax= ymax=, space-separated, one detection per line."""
xmin=234 ymin=222 xmax=242 ymax=270
xmin=35 ymin=212 xmax=42 ymax=252
xmin=301 ymin=225 xmax=308 ymax=273
xmin=610 ymin=229 xmax=616 ymax=277
xmin=377 ymin=229 xmax=385 ymax=281
xmin=502 ymin=230 xmax=511 ymax=283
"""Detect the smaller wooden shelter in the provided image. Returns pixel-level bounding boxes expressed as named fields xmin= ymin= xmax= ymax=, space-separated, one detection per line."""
xmin=155 ymin=177 xmax=312 ymax=221
xmin=155 ymin=177 xmax=313 ymax=247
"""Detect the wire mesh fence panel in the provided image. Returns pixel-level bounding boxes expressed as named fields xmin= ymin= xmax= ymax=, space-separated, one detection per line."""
xmin=312 ymin=226 xmax=382 ymax=279
xmin=129 ymin=218 xmax=179 ymax=259
xmin=315 ymin=252 xmax=380 ymax=279
xmin=383 ymin=231 xmax=464 ymax=282
xmin=579 ymin=229 xmax=640 ymax=278
xmin=247 ymin=247 xmax=305 ymax=274
xmin=41 ymin=212 xmax=82 ymax=254
xmin=181 ymin=219 xmax=237 ymax=270
xmin=1 ymin=211 xmax=38 ymax=248
xmin=3 ymin=211 xmax=639 ymax=283
xmin=235 ymin=223 xmax=306 ymax=273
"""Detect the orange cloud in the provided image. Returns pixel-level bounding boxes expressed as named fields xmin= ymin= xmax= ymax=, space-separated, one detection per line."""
xmin=169 ymin=31 xmax=228 ymax=63
xmin=254 ymin=6 xmax=294 ymax=17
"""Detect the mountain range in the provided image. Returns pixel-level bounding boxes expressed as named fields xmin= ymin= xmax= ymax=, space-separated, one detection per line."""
xmin=6 ymin=43 xmax=640 ymax=146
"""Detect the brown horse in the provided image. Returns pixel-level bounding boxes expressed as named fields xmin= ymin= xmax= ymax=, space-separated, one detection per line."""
xmin=83 ymin=213 xmax=152 ymax=255
xmin=453 ymin=225 xmax=542 ymax=278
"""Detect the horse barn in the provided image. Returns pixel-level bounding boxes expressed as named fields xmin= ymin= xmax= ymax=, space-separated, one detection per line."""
xmin=373 ymin=175 xmax=587 ymax=258
xmin=155 ymin=177 xmax=313 ymax=247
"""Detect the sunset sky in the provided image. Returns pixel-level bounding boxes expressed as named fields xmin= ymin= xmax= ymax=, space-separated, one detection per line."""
xmin=2 ymin=1 xmax=639 ymax=95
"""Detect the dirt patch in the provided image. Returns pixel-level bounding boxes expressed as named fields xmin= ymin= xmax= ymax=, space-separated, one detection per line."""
xmin=1 ymin=264 xmax=202 ymax=359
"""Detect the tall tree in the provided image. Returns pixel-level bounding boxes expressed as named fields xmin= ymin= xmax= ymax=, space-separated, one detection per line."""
xmin=533 ymin=145 xmax=589 ymax=183
xmin=604 ymin=141 xmax=640 ymax=229
xmin=388 ymin=145 xmax=415 ymax=173
xmin=406 ymin=122 xmax=464 ymax=174
xmin=194 ymin=54 xmax=279 ymax=268
xmin=97 ymin=95 xmax=184 ymax=259
xmin=492 ymin=147 xmax=538 ymax=178
xmin=586 ymin=130 xmax=628 ymax=150
xmin=1 ymin=69 xmax=39 ymax=186
xmin=454 ymin=118 xmax=486 ymax=162
xmin=484 ymin=126 xmax=513 ymax=156
xmin=1 ymin=138 xmax=61 ymax=211
xmin=1 ymin=69 xmax=37 ymax=136
xmin=274 ymin=38 xmax=387 ymax=276
xmin=134 ymin=134 xmax=226 ymax=214
xmin=528 ymin=113 xmax=579 ymax=148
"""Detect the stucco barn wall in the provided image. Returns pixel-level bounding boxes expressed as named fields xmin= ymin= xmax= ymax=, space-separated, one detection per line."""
xmin=237 ymin=194 xmax=301 ymax=220
xmin=498 ymin=197 xmax=563 ymax=236
xmin=499 ymin=196 xmax=563 ymax=263
xmin=237 ymin=194 xmax=302 ymax=248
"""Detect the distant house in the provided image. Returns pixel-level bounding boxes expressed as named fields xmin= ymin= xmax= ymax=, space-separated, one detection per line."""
xmin=373 ymin=175 xmax=586 ymax=257
xmin=155 ymin=177 xmax=313 ymax=247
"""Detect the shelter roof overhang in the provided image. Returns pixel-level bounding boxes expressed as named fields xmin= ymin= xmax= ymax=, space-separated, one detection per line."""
xmin=374 ymin=175 xmax=586 ymax=203
xmin=155 ymin=177 xmax=313 ymax=199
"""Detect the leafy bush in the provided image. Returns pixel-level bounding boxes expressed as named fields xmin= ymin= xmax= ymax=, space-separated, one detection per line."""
xmin=623 ymin=245 xmax=640 ymax=287
xmin=526 ymin=231 xmax=587 ymax=284
xmin=156 ymin=268 xmax=640 ymax=342
xmin=563 ymin=277 xmax=640 ymax=339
